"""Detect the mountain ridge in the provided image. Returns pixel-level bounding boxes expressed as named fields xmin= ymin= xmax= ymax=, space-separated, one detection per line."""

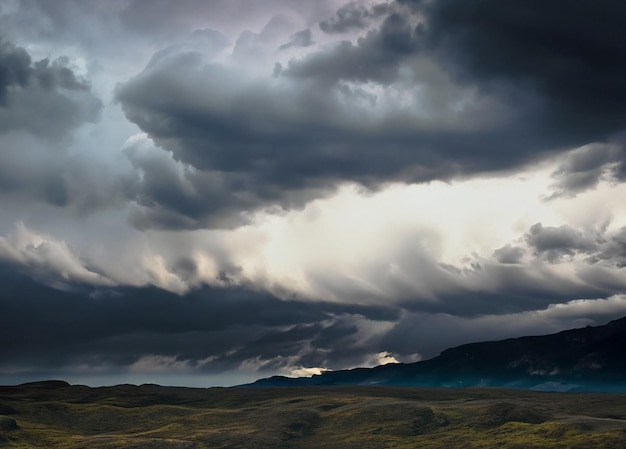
xmin=247 ymin=317 xmax=626 ymax=392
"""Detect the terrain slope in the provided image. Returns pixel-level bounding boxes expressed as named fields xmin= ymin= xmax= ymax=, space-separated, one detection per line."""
xmin=1 ymin=381 xmax=626 ymax=448
xmin=252 ymin=317 xmax=626 ymax=391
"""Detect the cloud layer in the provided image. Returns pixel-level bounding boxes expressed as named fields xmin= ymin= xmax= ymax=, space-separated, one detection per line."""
xmin=113 ymin=0 xmax=626 ymax=229
xmin=1 ymin=0 xmax=626 ymax=385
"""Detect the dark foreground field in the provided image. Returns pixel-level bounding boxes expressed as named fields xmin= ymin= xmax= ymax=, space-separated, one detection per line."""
xmin=1 ymin=381 xmax=626 ymax=448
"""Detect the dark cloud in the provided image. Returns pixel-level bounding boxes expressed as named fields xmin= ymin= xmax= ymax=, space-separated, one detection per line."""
xmin=287 ymin=12 xmax=419 ymax=85
xmin=319 ymin=1 xmax=391 ymax=34
xmin=2 ymin=252 xmax=625 ymax=380
xmin=0 ymin=261 xmax=400 ymax=376
xmin=414 ymin=0 xmax=626 ymax=144
xmin=2 ymin=222 xmax=626 ymax=381
xmin=279 ymin=29 xmax=313 ymax=50
xmin=399 ymin=264 xmax=610 ymax=318
xmin=115 ymin=0 xmax=626 ymax=230
xmin=121 ymin=139 xmax=253 ymax=229
xmin=585 ymin=227 xmax=626 ymax=269
xmin=526 ymin=223 xmax=598 ymax=263
xmin=380 ymin=304 xmax=626 ymax=360
xmin=112 ymin=13 xmax=500 ymax=228
xmin=493 ymin=245 xmax=525 ymax=264
xmin=549 ymin=143 xmax=625 ymax=198
xmin=522 ymin=222 xmax=626 ymax=272
xmin=0 ymin=40 xmax=100 ymax=139
xmin=0 ymin=40 xmax=31 ymax=104
xmin=120 ymin=134 xmax=331 ymax=229
xmin=0 ymin=39 xmax=107 ymax=210
xmin=215 ymin=318 xmax=367 ymax=373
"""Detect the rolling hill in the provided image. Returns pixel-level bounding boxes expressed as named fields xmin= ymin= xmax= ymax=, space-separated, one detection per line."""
xmin=1 ymin=382 xmax=626 ymax=448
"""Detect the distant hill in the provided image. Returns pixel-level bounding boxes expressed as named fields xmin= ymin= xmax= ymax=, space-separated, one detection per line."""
xmin=248 ymin=317 xmax=626 ymax=392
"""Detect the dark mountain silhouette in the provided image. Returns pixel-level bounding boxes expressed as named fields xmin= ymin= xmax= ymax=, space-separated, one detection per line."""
xmin=248 ymin=317 xmax=626 ymax=391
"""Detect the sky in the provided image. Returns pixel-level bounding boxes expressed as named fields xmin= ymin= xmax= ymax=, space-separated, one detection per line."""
xmin=1 ymin=0 xmax=626 ymax=387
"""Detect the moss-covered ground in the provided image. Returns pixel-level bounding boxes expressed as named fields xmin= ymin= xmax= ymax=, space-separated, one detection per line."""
xmin=1 ymin=382 xmax=625 ymax=448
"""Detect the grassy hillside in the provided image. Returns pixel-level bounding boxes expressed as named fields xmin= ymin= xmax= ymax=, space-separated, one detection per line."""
xmin=1 ymin=381 xmax=625 ymax=448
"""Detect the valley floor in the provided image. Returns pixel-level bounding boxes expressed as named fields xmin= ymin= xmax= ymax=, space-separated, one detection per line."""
xmin=1 ymin=382 xmax=626 ymax=448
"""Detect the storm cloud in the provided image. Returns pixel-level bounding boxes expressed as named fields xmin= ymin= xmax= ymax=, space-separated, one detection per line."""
xmin=549 ymin=142 xmax=626 ymax=198
xmin=413 ymin=0 xmax=626 ymax=142
xmin=115 ymin=0 xmax=626 ymax=229
xmin=1 ymin=0 xmax=626 ymax=386
xmin=0 ymin=39 xmax=105 ymax=211
xmin=0 ymin=260 xmax=401 ymax=378
xmin=319 ymin=1 xmax=391 ymax=34
xmin=0 ymin=39 xmax=100 ymax=138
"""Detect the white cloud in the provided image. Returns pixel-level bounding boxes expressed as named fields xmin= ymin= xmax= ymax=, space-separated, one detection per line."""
xmin=212 ymin=160 xmax=626 ymax=306
xmin=289 ymin=366 xmax=329 ymax=377
xmin=4 ymin=148 xmax=626 ymax=314
xmin=369 ymin=351 xmax=399 ymax=366
xmin=0 ymin=222 xmax=113 ymax=288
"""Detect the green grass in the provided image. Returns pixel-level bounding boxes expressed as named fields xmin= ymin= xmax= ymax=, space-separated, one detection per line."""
xmin=1 ymin=383 xmax=625 ymax=448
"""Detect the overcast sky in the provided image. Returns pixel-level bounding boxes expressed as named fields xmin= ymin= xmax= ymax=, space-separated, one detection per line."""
xmin=1 ymin=0 xmax=626 ymax=387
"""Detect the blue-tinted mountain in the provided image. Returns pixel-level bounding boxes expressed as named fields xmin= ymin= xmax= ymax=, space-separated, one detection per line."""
xmin=248 ymin=317 xmax=626 ymax=391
